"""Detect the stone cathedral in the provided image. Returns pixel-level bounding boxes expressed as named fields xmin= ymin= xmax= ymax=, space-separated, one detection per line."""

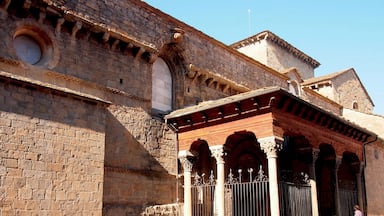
xmin=0 ymin=0 xmax=383 ymax=215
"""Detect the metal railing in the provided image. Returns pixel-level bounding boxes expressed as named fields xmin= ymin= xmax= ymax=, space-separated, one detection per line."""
xmin=191 ymin=167 xmax=270 ymax=216
xmin=339 ymin=189 xmax=358 ymax=216
xmin=279 ymin=181 xmax=312 ymax=216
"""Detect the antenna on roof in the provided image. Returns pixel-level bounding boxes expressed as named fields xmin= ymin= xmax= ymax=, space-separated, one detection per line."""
xmin=248 ymin=9 xmax=252 ymax=35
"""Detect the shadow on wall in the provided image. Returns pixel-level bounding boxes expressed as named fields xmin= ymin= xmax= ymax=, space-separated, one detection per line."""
xmin=0 ymin=77 xmax=107 ymax=133
xmin=103 ymin=108 xmax=177 ymax=215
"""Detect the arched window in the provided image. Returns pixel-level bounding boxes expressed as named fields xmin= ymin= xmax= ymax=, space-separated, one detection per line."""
xmin=152 ymin=58 xmax=172 ymax=115
xmin=288 ymin=80 xmax=300 ymax=96
xmin=352 ymin=101 xmax=358 ymax=110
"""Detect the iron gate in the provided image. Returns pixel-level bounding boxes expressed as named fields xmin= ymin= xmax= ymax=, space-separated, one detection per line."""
xmin=279 ymin=182 xmax=312 ymax=216
xmin=339 ymin=189 xmax=358 ymax=216
xmin=279 ymin=172 xmax=312 ymax=216
xmin=191 ymin=167 xmax=270 ymax=216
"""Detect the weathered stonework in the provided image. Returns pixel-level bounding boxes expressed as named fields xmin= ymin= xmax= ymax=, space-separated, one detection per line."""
xmin=0 ymin=79 xmax=106 ymax=215
xmin=364 ymin=141 xmax=384 ymax=215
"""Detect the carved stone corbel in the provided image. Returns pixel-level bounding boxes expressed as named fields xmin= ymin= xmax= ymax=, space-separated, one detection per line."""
xmin=55 ymin=18 xmax=65 ymax=34
xmin=38 ymin=10 xmax=46 ymax=23
xmin=71 ymin=21 xmax=82 ymax=38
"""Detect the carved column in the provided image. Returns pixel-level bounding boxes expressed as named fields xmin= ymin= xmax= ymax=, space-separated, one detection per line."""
xmin=356 ymin=162 xmax=364 ymax=212
xmin=259 ymin=136 xmax=283 ymax=216
xmin=210 ymin=145 xmax=225 ymax=216
xmin=178 ymin=150 xmax=194 ymax=216
xmin=310 ymin=148 xmax=320 ymax=216
xmin=335 ymin=155 xmax=342 ymax=216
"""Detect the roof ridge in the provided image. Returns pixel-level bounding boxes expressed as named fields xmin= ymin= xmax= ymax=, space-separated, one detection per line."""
xmin=230 ymin=30 xmax=320 ymax=69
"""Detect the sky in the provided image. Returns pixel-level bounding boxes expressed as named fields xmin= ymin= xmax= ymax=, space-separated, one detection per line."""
xmin=145 ymin=0 xmax=384 ymax=115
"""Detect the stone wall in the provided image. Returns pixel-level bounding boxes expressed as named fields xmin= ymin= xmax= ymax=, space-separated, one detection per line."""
xmin=0 ymin=79 xmax=106 ymax=215
xmin=333 ymin=71 xmax=373 ymax=114
xmin=1 ymin=2 xmax=178 ymax=214
xmin=364 ymin=140 xmax=384 ymax=215
xmin=48 ymin=0 xmax=288 ymax=94
xmin=301 ymin=87 xmax=343 ymax=115
xmin=265 ymin=40 xmax=315 ymax=79
xmin=236 ymin=39 xmax=315 ymax=80
xmin=103 ymin=105 xmax=178 ymax=214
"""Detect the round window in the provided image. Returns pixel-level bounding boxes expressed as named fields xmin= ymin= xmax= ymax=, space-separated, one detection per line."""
xmin=13 ymin=35 xmax=42 ymax=65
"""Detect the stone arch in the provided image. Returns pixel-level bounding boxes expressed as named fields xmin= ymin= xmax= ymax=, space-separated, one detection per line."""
xmin=288 ymin=80 xmax=300 ymax=96
xmin=316 ymin=143 xmax=337 ymax=216
xmin=338 ymin=152 xmax=360 ymax=189
xmin=155 ymin=43 xmax=188 ymax=111
xmin=279 ymin=135 xmax=312 ymax=183
xmin=224 ymin=131 xmax=267 ymax=181
xmin=337 ymin=152 xmax=361 ymax=215
xmin=152 ymin=57 xmax=172 ymax=115
xmin=189 ymin=139 xmax=214 ymax=176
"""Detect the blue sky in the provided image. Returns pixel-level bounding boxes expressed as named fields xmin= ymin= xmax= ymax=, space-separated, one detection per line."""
xmin=145 ymin=0 xmax=384 ymax=115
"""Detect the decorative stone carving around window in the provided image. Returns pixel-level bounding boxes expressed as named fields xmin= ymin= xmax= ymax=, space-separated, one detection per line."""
xmin=12 ymin=24 xmax=58 ymax=68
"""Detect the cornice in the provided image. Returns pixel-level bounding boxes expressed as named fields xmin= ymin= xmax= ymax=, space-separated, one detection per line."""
xmin=187 ymin=64 xmax=250 ymax=95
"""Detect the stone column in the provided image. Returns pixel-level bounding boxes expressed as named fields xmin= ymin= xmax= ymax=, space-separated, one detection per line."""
xmin=259 ymin=136 xmax=283 ymax=216
xmin=356 ymin=162 xmax=364 ymax=212
xmin=309 ymin=148 xmax=320 ymax=216
xmin=335 ymin=156 xmax=342 ymax=216
xmin=178 ymin=150 xmax=194 ymax=216
xmin=210 ymin=145 xmax=225 ymax=216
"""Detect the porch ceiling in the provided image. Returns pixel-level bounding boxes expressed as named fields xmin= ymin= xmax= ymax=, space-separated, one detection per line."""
xmin=165 ymin=86 xmax=374 ymax=143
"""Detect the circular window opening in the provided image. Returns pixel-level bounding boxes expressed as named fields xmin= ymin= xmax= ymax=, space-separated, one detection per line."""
xmin=13 ymin=35 xmax=42 ymax=65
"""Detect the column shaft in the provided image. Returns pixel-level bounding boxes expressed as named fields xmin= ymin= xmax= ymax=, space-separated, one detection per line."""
xmin=335 ymin=156 xmax=342 ymax=216
xmin=356 ymin=163 xmax=364 ymax=212
xmin=268 ymin=156 xmax=280 ymax=216
xmin=259 ymin=136 xmax=283 ymax=216
xmin=178 ymin=151 xmax=194 ymax=216
xmin=310 ymin=149 xmax=320 ymax=216
xmin=211 ymin=145 xmax=225 ymax=216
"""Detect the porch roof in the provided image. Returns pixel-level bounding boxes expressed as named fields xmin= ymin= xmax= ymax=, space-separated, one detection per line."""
xmin=165 ymin=86 xmax=375 ymax=142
